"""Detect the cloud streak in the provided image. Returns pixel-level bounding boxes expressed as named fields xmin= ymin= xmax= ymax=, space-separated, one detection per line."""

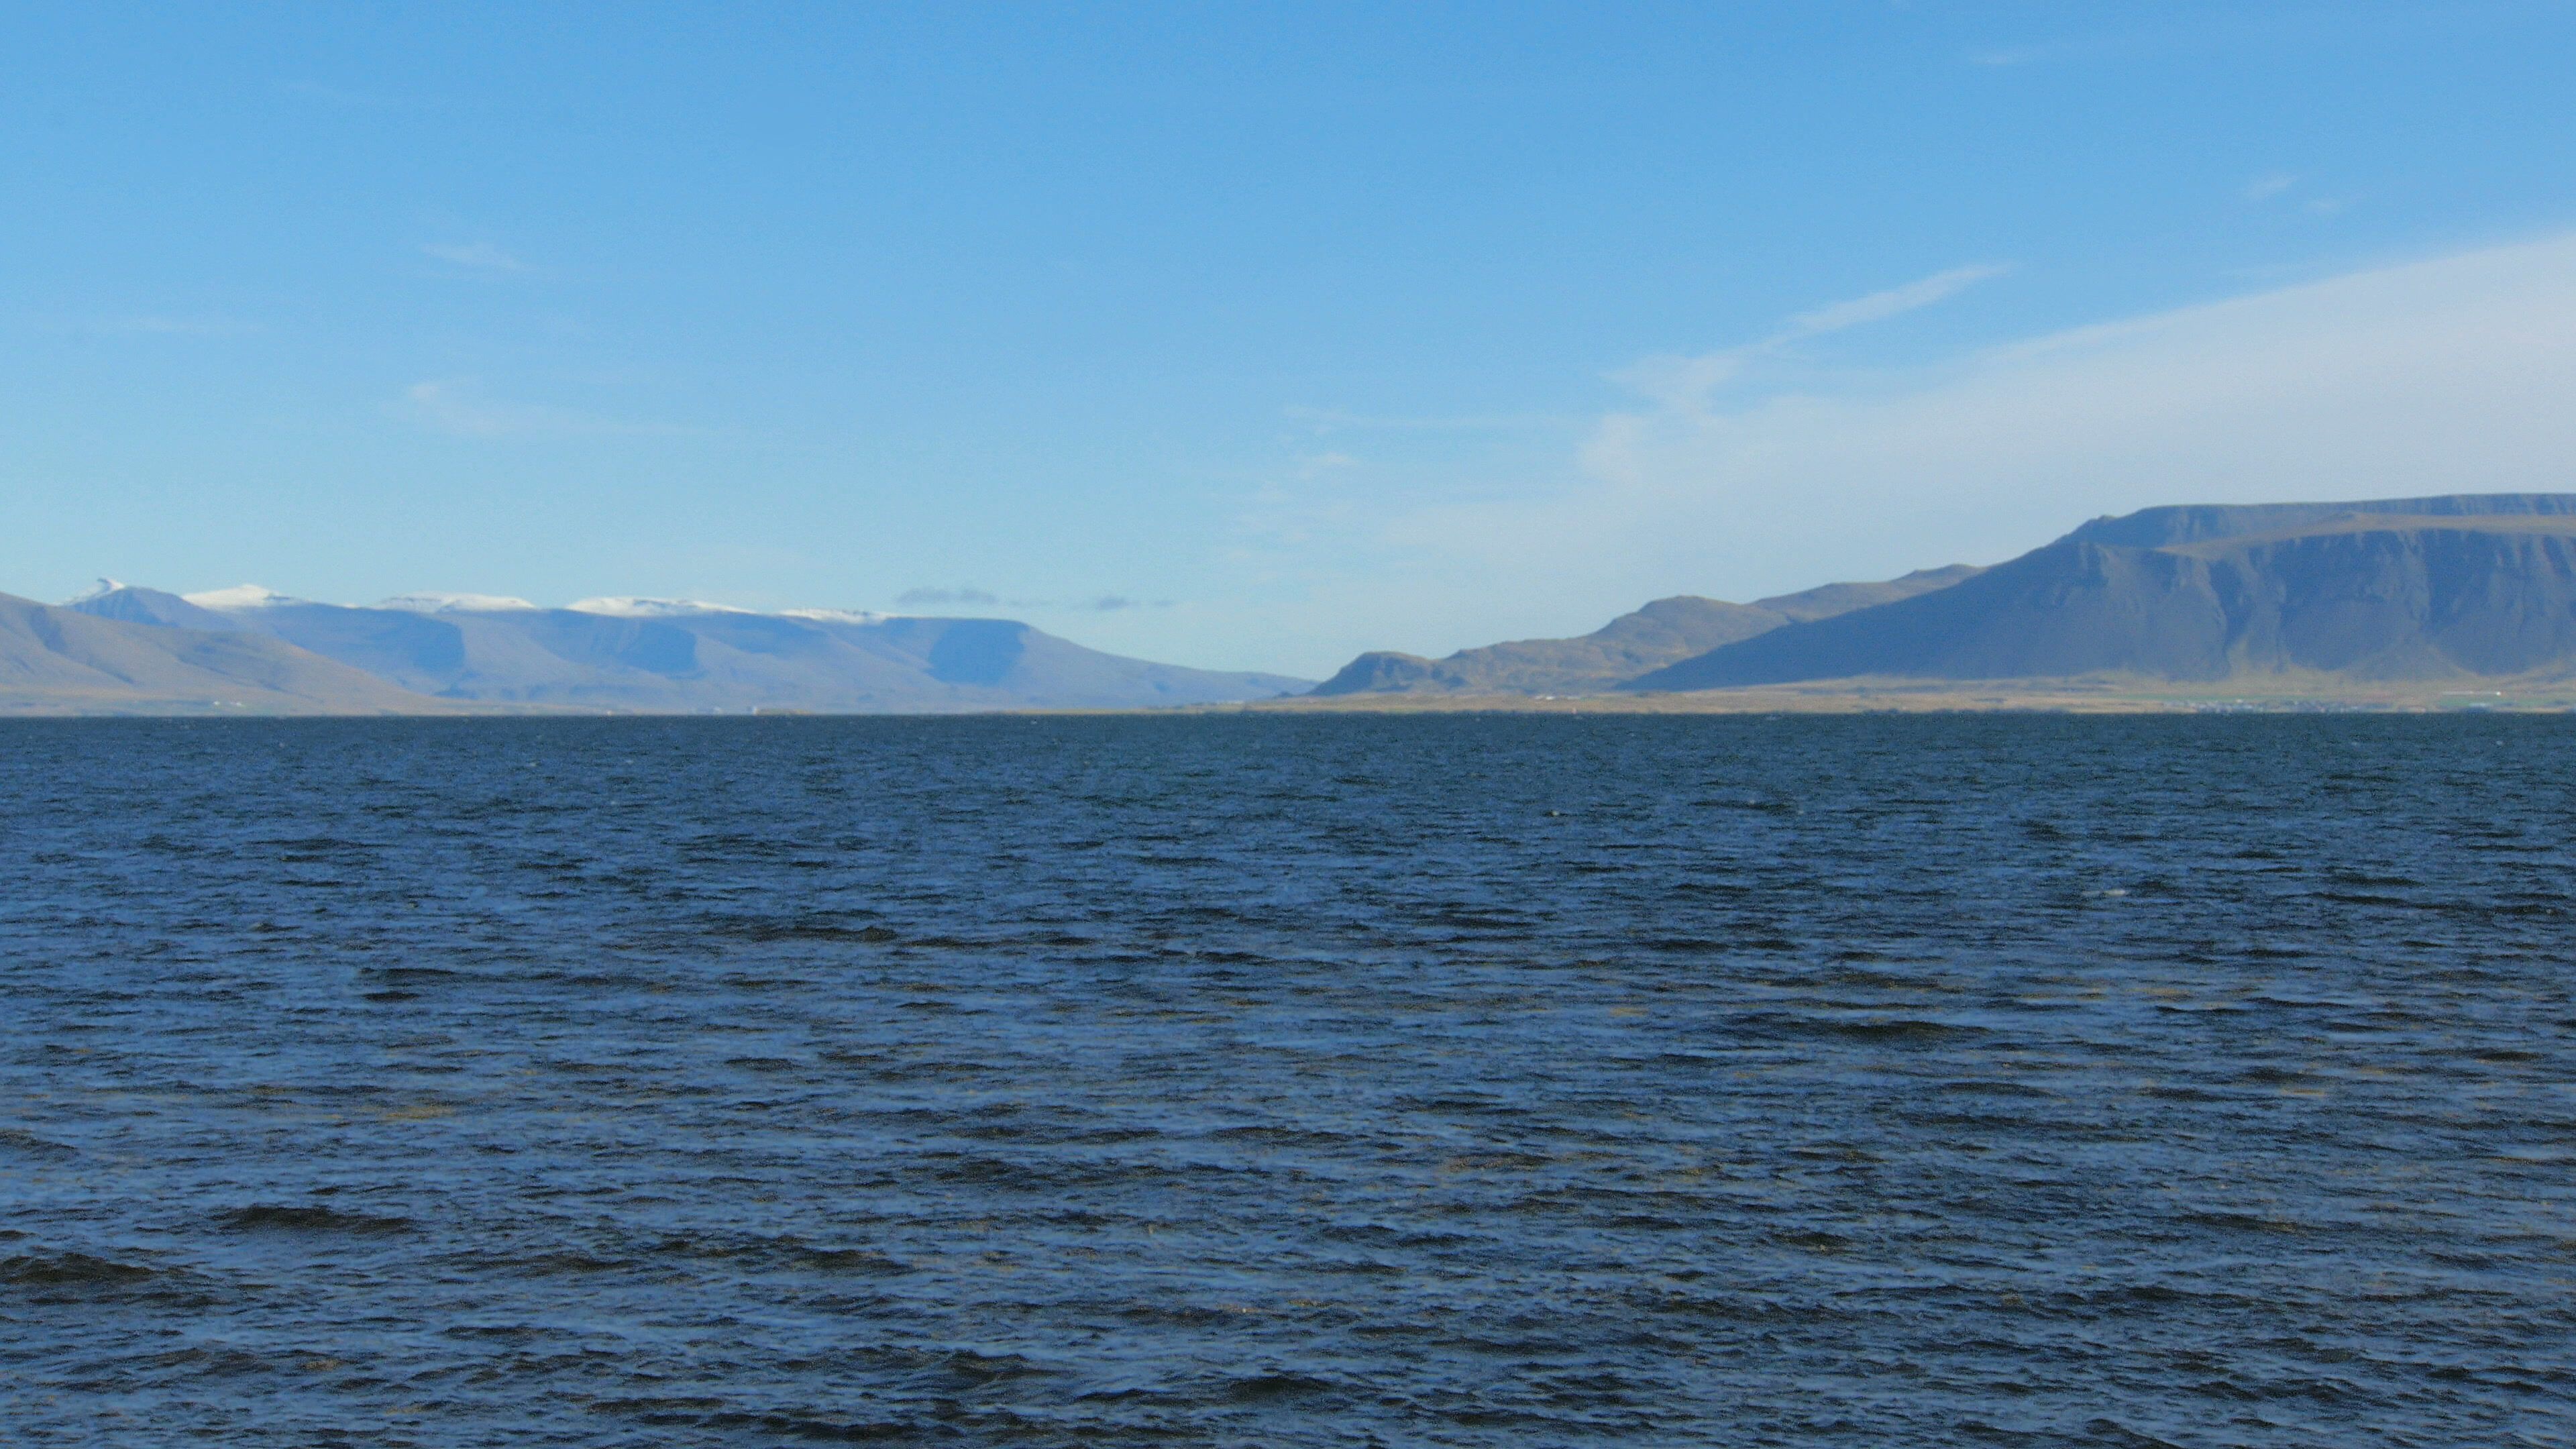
xmin=404 ymin=379 xmax=678 ymax=439
xmin=1780 ymin=264 xmax=2010 ymax=339
xmin=1615 ymin=262 xmax=2010 ymax=411
xmin=85 ymin=314 xmax=254 ymax=337
xmin=2243 ymin=171 xmax=2298 ymax=202
xmin=894 ymin=586 xmax=1171 ymax=613
xmin=422 ymin=241 xmax=527 ymax=272
xmin=896 ymin=586 xmax=1000 ymax=608
xmin=1285 ymin=405 xmax=1577 ymax=434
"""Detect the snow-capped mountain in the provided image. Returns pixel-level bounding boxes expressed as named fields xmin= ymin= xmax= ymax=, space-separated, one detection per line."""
xmin=46 ymin=584 xmax=1307 ymax=712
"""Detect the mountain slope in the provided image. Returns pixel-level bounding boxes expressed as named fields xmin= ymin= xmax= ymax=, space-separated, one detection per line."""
xmin=0 ymin=593 xmax=449 ymax=713
xmin=830 ymin=616 xmax=1311 ymax=708
xmin=63 ymin=588 xmax=1308 ymax=711
xmin=1630 ymin=496 xmax=2576 ymax=690
xmin=59 ymin=581 xmax=253 ymax=633
xmin=1311 ymin=566 xmax=1980 ymax=696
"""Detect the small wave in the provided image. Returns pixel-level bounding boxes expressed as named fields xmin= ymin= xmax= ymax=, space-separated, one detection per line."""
xmin=0 ymin=1251 xmax=156 ymax=1285
xmin=2176 ymin=1210 xmax=2310 ymax=1235
xmin=1772 ymin=1230 xmax=1851 ymax=1252
xmin=796 ymin=1246 xmax=910 ymax=1275
xmin=219 ymin=1204 xmax=414 ymax=1234
xmin=1224 ymin=1371 xmax=1334 ymax=1402
xmin=364 ymin=966 xmax=465 ymax=986
xmin=710 ymin=916 xmax=900 ymax=944
xmin=0 ymin=1128 xmax=76 ymax=1157
xmin=1743 ymin=1012 xmax=1980 ymax=1042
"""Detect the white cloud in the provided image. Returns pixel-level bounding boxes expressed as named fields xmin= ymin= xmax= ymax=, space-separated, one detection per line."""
xmin=88 ymin=314 xmax=252 ymax=337
xmin=1780 ymin=264 xmax=2011 ymax=339
xmin=1335 ymin=232 xmax=2576 ymax=655
xmin=2243 ymin=171 xmax=2298 ymax=202
xmin=1613 ymin=262 xmax=2009 ymax=412
xmin=422 ymin=240 xmax=527 ymax=272
xmin=1613 ymin=350 xmax=1752 ymax=411
xmin=281 ymin=80 xmax=420 ymax=109
xmin=1285 ymin=405 xmax=1573 ymax=433
xmin=406 ymin=379 xmax=558 ymax=437
xmin=404 ymin=379 xmax=677 ymax=439
xmin=896 ymin=586 xmax=1000 ymax=608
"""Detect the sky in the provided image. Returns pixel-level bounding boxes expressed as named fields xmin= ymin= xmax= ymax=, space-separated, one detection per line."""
xmin=4 ymin=2 xmax=2575 ymax=677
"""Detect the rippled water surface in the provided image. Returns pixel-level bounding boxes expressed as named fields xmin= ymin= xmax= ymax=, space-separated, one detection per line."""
xmin=4 ymin=715 xmax=2573 ymax=1446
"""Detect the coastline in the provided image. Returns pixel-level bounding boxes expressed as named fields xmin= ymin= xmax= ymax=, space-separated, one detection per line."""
xmin=1218 ymin=674 xmax=2576 ymax=714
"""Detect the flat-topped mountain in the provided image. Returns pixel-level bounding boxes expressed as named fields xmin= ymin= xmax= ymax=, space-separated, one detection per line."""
xmin=31 ymin=585 xmax=1308 ymax=714
xmin=1631 ymin=494 xmax=2576 ymax=690
xmin=1311 ymin=566 xmax=1981 ymax=696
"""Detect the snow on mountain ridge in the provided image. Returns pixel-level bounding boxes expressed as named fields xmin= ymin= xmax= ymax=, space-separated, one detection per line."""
xmin=566 ymin=597 xmax=758 ymax=618
xmin=183 ymin=584 xmax=301 ymax=610
xmin=377 ymin=592 xmax=541 ymax=614
xmin=120 ymin=584 xmax=922 ymax=625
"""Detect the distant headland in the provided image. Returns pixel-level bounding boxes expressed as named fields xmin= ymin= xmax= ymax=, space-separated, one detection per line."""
xmin=1292 ymin=494 xmax=2576 ymax=712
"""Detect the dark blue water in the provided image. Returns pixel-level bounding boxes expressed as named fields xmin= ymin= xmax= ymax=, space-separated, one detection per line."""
xmin=3 ymin=716 xmax=2571 ymax=1446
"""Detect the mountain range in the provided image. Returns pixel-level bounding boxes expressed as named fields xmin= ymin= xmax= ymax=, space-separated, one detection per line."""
xmin=0 ymin=585 xmax=1307 ymax=714
xmin=1316 ymin=494 xmax=2576 ymax=698
xmin=0 ymin=592 xmax=443 ymax=714
xmin=16 ymin=493 xmax=2576 ymax=714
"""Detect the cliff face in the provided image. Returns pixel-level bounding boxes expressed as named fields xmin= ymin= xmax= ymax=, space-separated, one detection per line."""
xmin=1631 ymin=501 xmax=2576 ymax=690
xmin=2062 ymin=493 xmax=2576 ymax=549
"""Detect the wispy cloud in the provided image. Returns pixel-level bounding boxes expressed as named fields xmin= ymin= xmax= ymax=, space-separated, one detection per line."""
xmin=2243 ymin=171 xmax=2298 ymax=203
xmin=280 ymin=80 xmax=422 ymax=109
xmin=2238 ymin=172 xmax=2357 ymax=217
xmin=422 ymin=240 xmax=527 ymax=272
xmin=2238 ymin=171 xmax=2358 ymax=216
xmin=896 ymin=586 xmax=1000 ymax=608
xmin=1783 ymin=264 xmax=2010 ymax=339
xmin=405 ymin=379 xmax=676 ymax=439
xmin=87 ymin=313 xmax=254 ymax=337
xmin=1285 ymin=405 xmax=1575 ymax=433
xmin=894 ymin=586 xmax=1170 ymax=613
xmin=1615 ymin=262 xmax=2010 ymax=412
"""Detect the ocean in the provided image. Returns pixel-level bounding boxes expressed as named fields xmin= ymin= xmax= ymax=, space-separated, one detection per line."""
xmin=3 ymin=714 xmax=2570 ymax=1445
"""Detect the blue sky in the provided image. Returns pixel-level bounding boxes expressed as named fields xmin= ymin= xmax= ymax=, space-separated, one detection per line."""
xmin=5 ymin=2 xmax=2575 ymax=675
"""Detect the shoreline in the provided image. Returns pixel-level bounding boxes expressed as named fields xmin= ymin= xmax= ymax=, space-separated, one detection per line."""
xmin=1209 ymin=675 xmax=2576 ymax=714
xmin=8 ymin=677 xmax=2576 ymax=718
